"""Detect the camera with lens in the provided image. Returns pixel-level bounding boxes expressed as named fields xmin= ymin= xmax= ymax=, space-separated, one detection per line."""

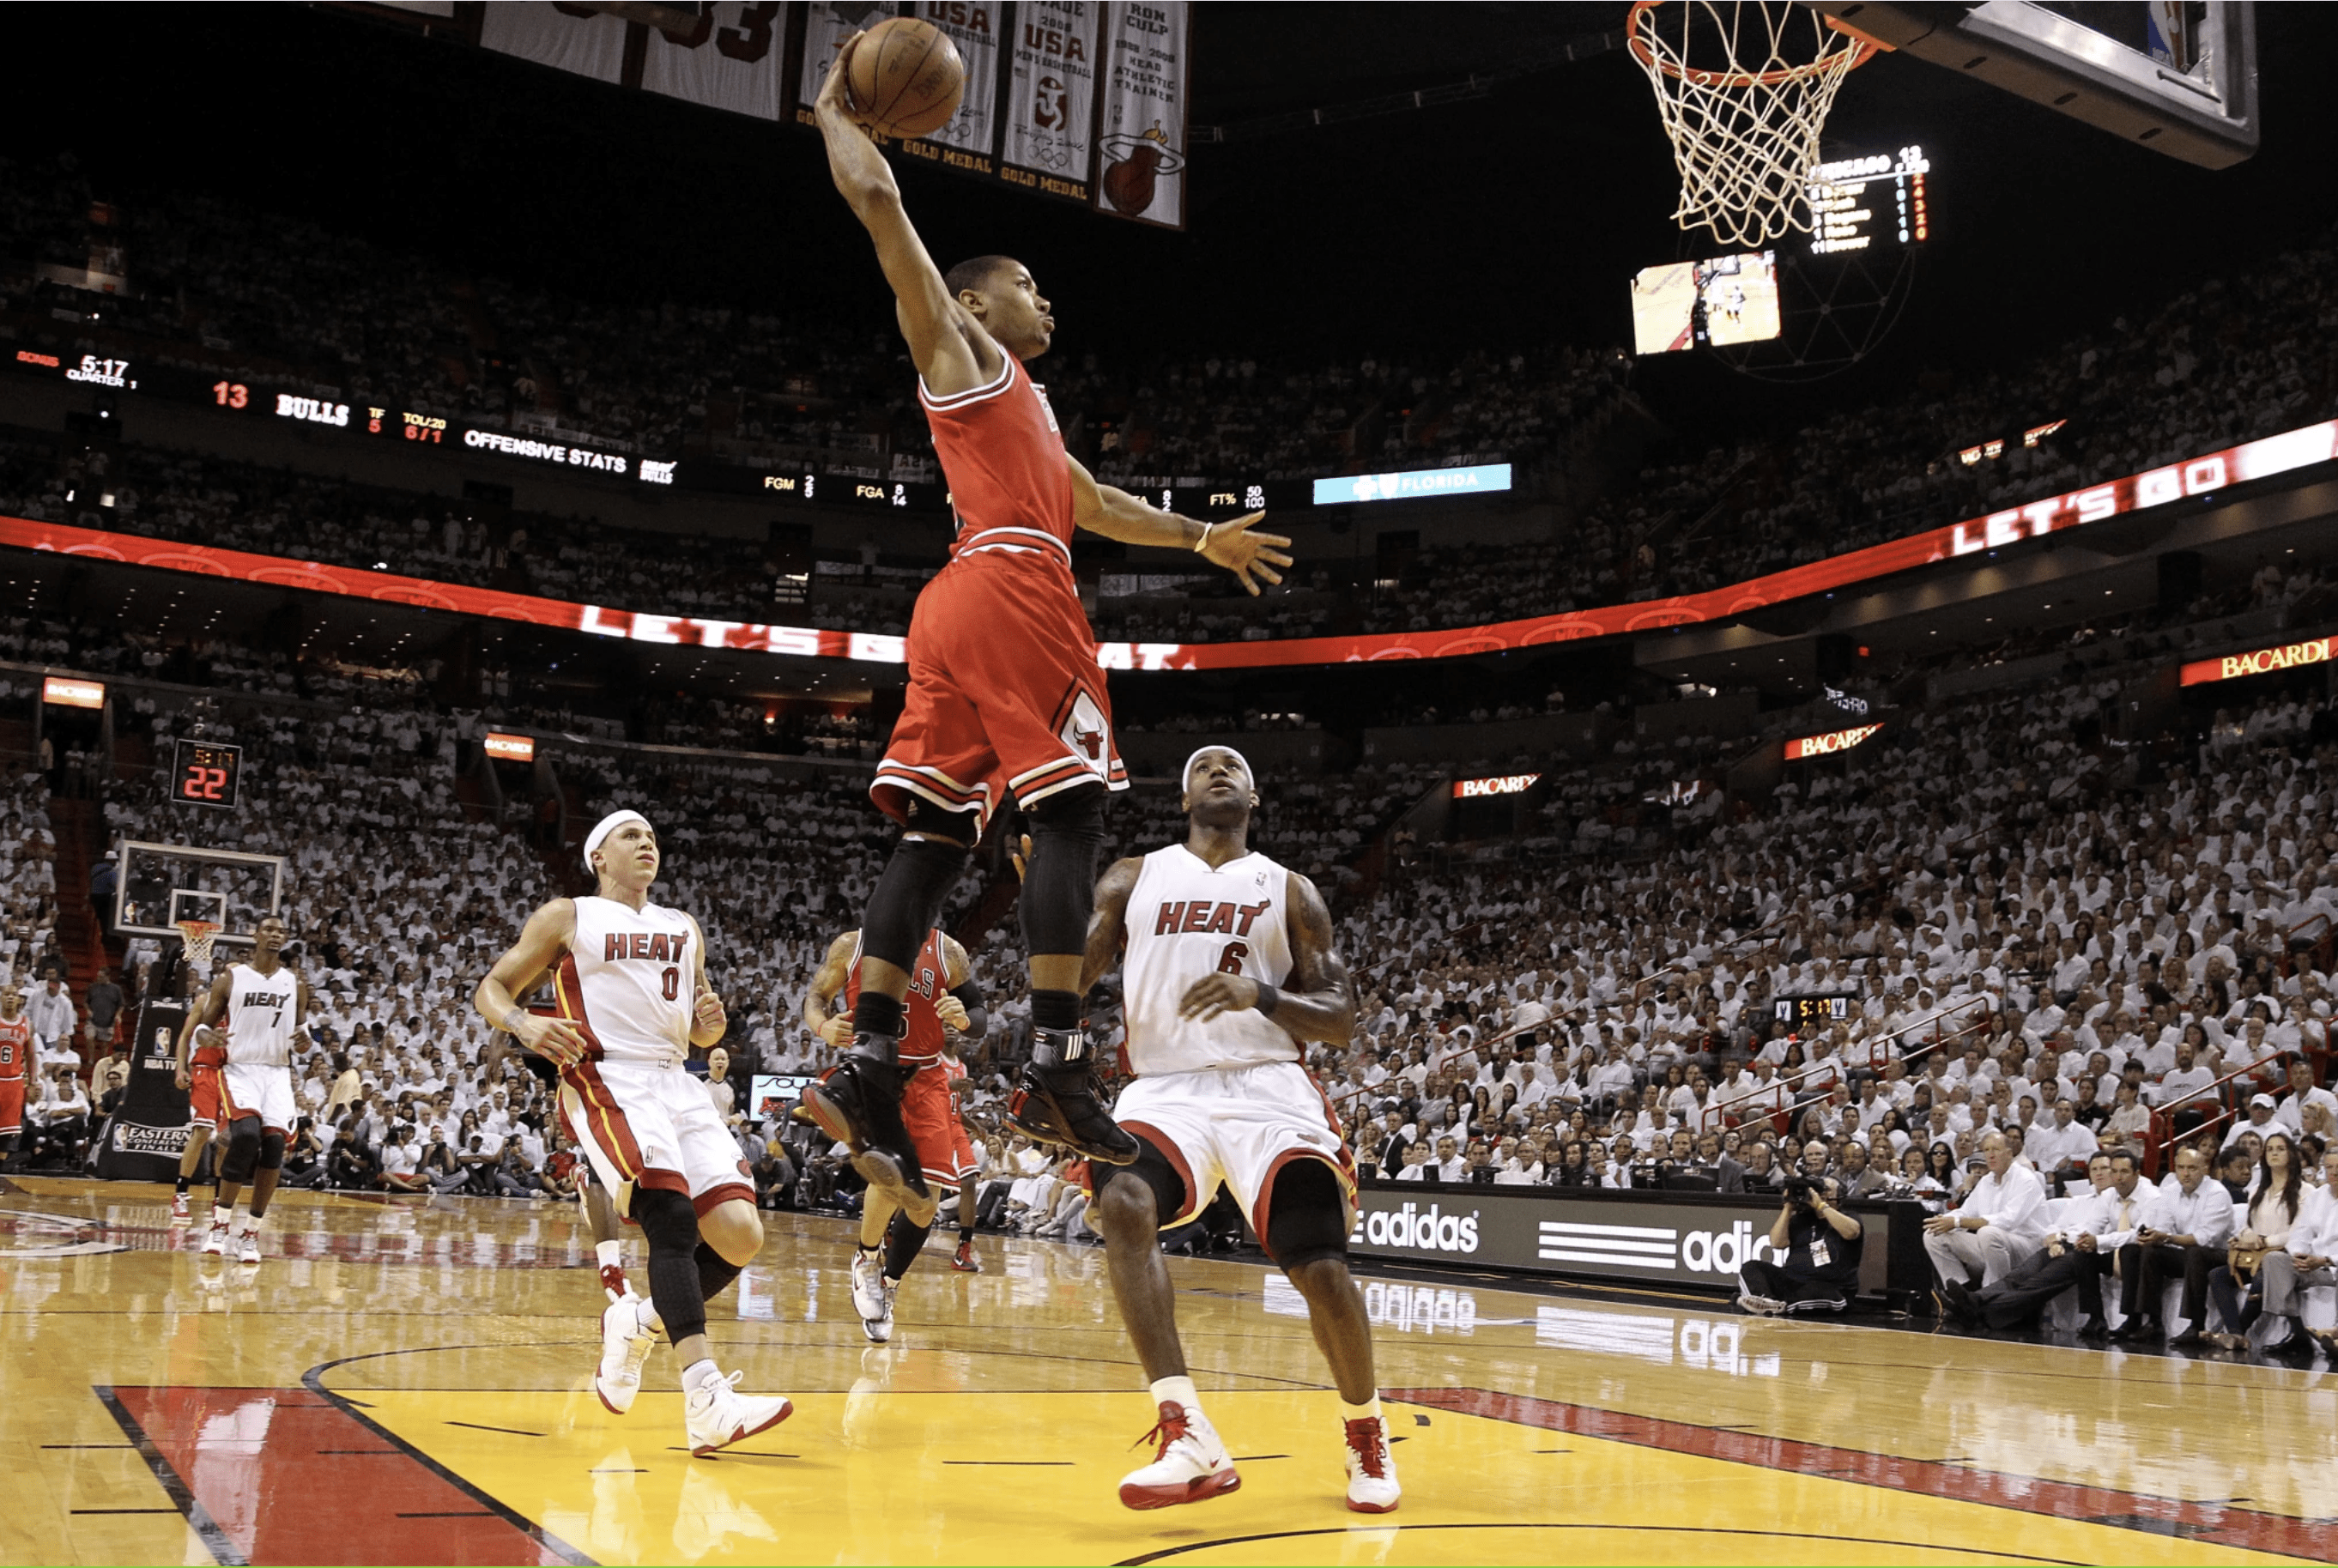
xmin=1782 ymin=1175 xmax=1822 ymax=1202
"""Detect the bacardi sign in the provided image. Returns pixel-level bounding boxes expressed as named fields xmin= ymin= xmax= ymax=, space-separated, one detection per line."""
xmin=2180 ymin=635 xmax=2334 ymax=687
xmin=1453 ymin=773 xmax=1541 ymax=799
xmin=1784 ymin=723 xmax=1882 ymax=760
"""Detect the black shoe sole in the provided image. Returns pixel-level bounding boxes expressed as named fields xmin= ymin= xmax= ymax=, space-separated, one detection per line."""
xmin=802 ymin=1075 xmax=934 ymax=1220
xmin=1008 ymin=1079 xmax=1142 ymax=1165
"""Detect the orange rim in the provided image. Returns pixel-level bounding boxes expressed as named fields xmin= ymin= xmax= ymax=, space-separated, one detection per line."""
xmin=1626 ymin=0 xmax=1878 ymax=88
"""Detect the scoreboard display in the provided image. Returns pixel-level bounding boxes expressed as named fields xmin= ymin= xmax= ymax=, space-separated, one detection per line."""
xmin=173 ymin=739 xmax=243 ymax=809
xmin=1773 ymin=992 xmax=1859 ymax=1028
xmin=1808 ymin=145 xmax=1931 ymax=256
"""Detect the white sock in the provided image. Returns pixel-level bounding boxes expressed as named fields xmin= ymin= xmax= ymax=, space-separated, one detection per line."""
xmin=635 ymin=1297 xmax=664 ymax=1337
xmin=1340 ymin=1395 xmax=1384 ymax=1426
xmin=239 ymin=1212 xmax=264 ymax=1235
xmin=1151 ymin=1375 xmax=1202 ymax=1414
xmin=681 ymin=1357 xmax=724 ymax=1394
xmin=212 ymin=1204 xmax=233 ymax=1228
xmin=595 ymin=1239 xmax=623 ymax=1271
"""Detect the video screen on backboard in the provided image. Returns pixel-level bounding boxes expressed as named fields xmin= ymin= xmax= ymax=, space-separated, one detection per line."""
xmin=1630 ymin=251 xmax=1781 ymax=354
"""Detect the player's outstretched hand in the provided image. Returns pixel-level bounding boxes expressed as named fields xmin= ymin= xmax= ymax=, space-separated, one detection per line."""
xmin=173 ymin=1064 xmax=191 ymax=1092
xmin=1198 ymin=512 xmax=1292 ymax=597
xmin=1178 ymin=972 xmax=1262 ymax=1022
xmin=815 ymin=30 xmax=869 ymax=130
xmin=936 ymin=994 xmax=972 ymax=1032
xmin=819 ymin=1010 xmax=856 ymax=1050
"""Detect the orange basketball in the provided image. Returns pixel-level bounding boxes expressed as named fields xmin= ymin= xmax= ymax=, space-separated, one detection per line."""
xmin=846 ymin=17 xmax=966 ymax=140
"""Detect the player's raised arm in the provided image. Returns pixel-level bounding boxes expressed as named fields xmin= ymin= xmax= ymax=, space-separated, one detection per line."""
xmin=803 ymin=930 xmax=859 ymax=1050
xmin=1066 ymin=455 xmax=1291 ymax=597
xmin=473 ymin=899 xmax=591 ymax=1069
xmin=173 ymin=968 xmax=233 ymax=1091
xmin=1078 ymin=857 xmax=1146 ymax=995
xmin=814 ymin=35 xmax=992 ymax=396
xmin=1178 ymin=871 xmax=1355 ymax=1046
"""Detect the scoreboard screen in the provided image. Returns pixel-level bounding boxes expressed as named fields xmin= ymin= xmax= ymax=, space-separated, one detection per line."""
xmin=1808 ymin=145 xmax=1931 ymax=256
xmin=1773 ymin=992 xmax=1859 ymax=1028
xmin=173 ymin=739 xmax=243 ymax=809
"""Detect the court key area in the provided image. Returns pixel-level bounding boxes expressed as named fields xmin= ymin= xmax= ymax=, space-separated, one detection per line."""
xmin=3 ymin=1178 xmax=2331 ymax=1567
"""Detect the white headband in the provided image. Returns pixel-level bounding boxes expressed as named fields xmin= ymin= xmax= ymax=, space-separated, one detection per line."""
xmin=583 ymin=809 xmax=652 ymax=874
xmin=1182 ymin=746 xmax=1253 ymax=794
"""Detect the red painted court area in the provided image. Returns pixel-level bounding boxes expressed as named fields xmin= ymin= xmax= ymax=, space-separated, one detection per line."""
xmin=103 ymin=1386 xmax=566 ymax=1566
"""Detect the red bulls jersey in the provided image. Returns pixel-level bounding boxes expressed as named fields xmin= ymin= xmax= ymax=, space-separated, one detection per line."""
xmin=920 ymin=354 xmax=1076 ymax=572
xmin=845 ymin=928 xmax=954 ymax=1069
xmin=0 ymin=1014 xmax=27 ymax=1081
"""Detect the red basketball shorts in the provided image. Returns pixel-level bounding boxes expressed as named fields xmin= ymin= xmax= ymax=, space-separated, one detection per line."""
xmin=902 ymin=1066 xmax=977 ymax=1191
xmin=186 ymin=1062 xmax=221 ymax=1130
xmin=0 ymin=1077 xmax=22 ymax=1138
xmin=872 ymin=554 xmax=1128 ymax=838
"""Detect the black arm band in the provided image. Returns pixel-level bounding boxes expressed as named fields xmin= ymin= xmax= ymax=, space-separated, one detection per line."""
xmin=1254 ymin=984 xmax=1281 ymax=1020
xmin=949 ymin=979 xmax=990 ymax=1038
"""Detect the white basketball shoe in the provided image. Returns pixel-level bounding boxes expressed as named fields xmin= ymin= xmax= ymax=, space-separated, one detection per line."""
xmin=684 ymin=1369 xmax=792 ymax=1457
xmin=1118 ymin=1401 xmax=1240 ymax=1510
xmin=594 ymin=1293 xmax=657 ymax=1415
xmin=851 ymin=1250 xmax=894 ymax=1344
xmin=1342 ymin=1414 xmax=1401 ymax=1513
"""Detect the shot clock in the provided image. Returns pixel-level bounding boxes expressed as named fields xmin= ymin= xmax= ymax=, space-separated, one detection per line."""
xmin=172 ymin=739 xmax=243 ymax=809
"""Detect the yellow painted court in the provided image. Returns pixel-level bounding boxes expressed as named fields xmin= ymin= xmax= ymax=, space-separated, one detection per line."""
xmin=4 ymin=1179 xmax=2332 ymax=1566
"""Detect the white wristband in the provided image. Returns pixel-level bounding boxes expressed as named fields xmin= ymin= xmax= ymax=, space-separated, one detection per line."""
xmin=1192 ymin=520 xmax=1214 ymax=554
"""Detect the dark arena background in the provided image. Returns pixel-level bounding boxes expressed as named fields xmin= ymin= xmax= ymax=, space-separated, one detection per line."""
xmin=3 ymin=3 xmax=2338 ymax=1565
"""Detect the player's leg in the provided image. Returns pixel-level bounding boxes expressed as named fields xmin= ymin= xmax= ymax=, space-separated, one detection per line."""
xmin=950 ymin=1158 xmax=982 ymax=1272
xmin=235 ymin=1122 xmax=288 ymax=1264
xmin=1089 ymin=1130 xmax=1240 ymax=1510
xmin=1006 ymin=781 xmax=1138 ymax=1164
xmin=852 ymin=1186 xmax=903 ymax=1343
xmin=1267 ymin=1160 xmax=1398 ymax=1513
xmin=581 ymin=1171 xmax=633 ymax=1302
xmin=173 ymin=1108 xmax=214 ymax=1220
xmin=209 ymin=1109 xmax=260 ymax=1256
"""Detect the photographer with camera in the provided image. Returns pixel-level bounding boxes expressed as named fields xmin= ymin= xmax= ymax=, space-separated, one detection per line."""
xmin=1736 ymin=1172 xmax=1865 ymax=1316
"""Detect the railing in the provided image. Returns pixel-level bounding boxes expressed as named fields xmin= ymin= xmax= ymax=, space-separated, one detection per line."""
xmin=2142 ymin=1051 xmax=2297 ymax=1178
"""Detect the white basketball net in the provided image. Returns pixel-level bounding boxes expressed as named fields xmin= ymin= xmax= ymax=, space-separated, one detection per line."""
xmin=1628 ymin=0 xmax=1877 ymax=248
xmin=174 ymin=919 xmax=221 ymax=972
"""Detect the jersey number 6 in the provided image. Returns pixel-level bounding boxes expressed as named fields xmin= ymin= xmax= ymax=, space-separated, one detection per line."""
xmin=1216 ymin=941 xmax=1249 ymax=975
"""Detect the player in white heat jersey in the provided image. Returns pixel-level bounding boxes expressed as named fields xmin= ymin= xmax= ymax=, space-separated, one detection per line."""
xmin=1079 ymin=746 xmax=1397 ymax=1516
xmin=177 ymin=916 xmax=311 ymax=1264
xmin=475 ymin=809 xmax=790 ymax=1458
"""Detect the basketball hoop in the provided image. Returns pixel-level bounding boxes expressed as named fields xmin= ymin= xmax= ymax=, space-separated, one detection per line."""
xmin=1628 ymin=1 xmax=1881 ymax=248
xmin=173 ymin=918 xmax=222 ymax=971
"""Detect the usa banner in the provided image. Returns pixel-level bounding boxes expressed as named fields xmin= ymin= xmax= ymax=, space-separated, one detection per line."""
xmin=795 ymin=1 xmax=883 ymax=128
xmin=1093 ymin=0 xmax=1189 ymax=229
xmin=1002 ymin=1 xmax=1102 ymax=204
xmin=895 ymin=2 xmax=1007 ymax=176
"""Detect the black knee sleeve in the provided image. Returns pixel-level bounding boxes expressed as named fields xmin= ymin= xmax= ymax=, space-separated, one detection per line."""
xmin=257 ymin=1130 xmax=286 ymax=1171
xmin=884 ymin=1210 xmax=933 ymax=1280
xmin=694 ymin=1239 xmax=742 ymax=1305
xmin=863 ymin=836 xmax=972 ymax=970
xmin=633 ymin=1188 xmax=709 ymax=1344
xmin=218 ymin=1119 xmax=263 ymax=1184
xmin=1020 ymin=784 xmax=1107 ymax=957
xmin=1265 ymin=1159 xmax=1351 ymax=1271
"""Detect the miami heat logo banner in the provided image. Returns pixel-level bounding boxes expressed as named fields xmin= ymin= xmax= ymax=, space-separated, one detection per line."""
xmin=1095 ymin=1 xmax=1189 ymax=229
xmin=1003 ymin=0 xmax=1102 ymax=203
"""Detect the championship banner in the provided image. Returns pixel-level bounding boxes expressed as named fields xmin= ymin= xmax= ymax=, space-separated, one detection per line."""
xmin=479 ymin=2 xmax=632 ymax=83
xmin=642 ymin=2 xmax=789 ymax=119
xmin=93 ymin=998 xmax=192 ymax=1183
xmin=1093 ymin=0 xmax=1189 ymax=228
xmin=896 ymin=1 xmax=1006 ymax=176
xmin=795 ymin=2 xmax=881 ymax=127
xmin=1002 ymin=0 xmax=1101 ymax=203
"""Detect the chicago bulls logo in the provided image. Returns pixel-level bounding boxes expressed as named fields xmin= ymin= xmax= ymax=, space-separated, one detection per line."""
xmin=1057 ymin=690 xmax=1111 ymax=779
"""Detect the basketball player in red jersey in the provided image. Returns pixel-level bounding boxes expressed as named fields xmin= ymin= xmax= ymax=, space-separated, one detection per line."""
xmin=804 ymin=926 xmax=991 ymax=1341
xmin=1077 ymin=746 xmax=1397 ymax=1514
xmin=171 ymin=974 xmax=227 ymax=1221
xmin=810 ymin=39 xmax=1292 ymax=1223
xmin=0 ymin=986 xmax=28 ymax=1170
xmin=474 ymin=810 xmax=788 ymax=1456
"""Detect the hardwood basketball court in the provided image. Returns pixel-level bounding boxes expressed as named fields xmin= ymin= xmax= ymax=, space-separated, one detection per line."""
xmin=3 ymin=1178 xmax=2330 ymax=1566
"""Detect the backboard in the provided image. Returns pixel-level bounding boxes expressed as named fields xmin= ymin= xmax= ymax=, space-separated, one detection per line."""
xmin=114 ymin=840 xmax=286 ymax=947
xmin=1815 ymin=2 xmax=2259 ymax=167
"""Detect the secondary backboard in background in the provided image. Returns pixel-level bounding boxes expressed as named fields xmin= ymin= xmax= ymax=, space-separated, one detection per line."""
xmin=115 ymin=840 xmax=285 ymax=946
xmin=1816 ymin=2 xmax=2258 ymax=167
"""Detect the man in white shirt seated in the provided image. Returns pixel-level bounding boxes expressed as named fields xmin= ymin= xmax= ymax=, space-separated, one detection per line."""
xmin=1922 ymin=1129 xmax=2048 ymax=1290
xmin=1426 ymin=1135 xmax=1468 ymax=1183
xmin=2221 ymin=1093 xmax=2281 ymax=1149
xmin=1729 ymin=1058 xmax=1789 ymax=1122
xmin=2157 ymin=1041 xmax=2216 ymax=1111
xmin=1944 ymin=1148 xmax=2148 ymax=1335
xmin=2025 ymin=1099 xmax=2099 ymax=1185
xmin=2274 ymin=1058 xmax=2337 ymax=1136
xmin=2113 ymin=1141 xmax=2238 ymax=1345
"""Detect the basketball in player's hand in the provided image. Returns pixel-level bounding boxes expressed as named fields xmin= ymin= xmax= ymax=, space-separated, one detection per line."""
xmin=845 ymin=18 xmax=966 ymax=138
